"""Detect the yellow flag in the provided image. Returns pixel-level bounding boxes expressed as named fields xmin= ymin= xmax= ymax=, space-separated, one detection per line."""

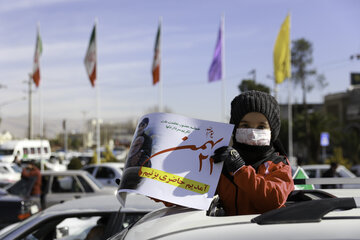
xmin=273 ymin=14 xmax=291 ymax=84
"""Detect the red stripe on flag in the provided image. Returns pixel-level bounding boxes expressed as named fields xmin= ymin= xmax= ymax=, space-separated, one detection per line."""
xmin=33 ymin=69 xmax=40 ymax=87
xmin=89 ymin=65 xmax=96 ymax=87
xmin=152 ymin=65 xmax=159 ymax=85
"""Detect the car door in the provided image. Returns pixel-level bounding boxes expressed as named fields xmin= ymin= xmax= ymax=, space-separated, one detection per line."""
xmin=45 ymin=175 xmax=86 ymax=208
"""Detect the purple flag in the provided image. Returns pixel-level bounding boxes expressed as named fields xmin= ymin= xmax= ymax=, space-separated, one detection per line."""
xmin=208 ymin=26 xmax=222 ymax=82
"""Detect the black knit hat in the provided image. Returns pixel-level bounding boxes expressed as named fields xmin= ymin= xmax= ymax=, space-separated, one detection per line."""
xmin=230 ymin=90 xmax=281 ymax=142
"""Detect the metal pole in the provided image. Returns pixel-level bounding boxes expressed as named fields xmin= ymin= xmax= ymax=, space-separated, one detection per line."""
xmin=28 ymin=73 xmax=33 ymax=139
xmin=221 ymin=13 xmax=226 ymax=122
xmin=158 ymin=16 xmax=163 ymax=112
xmin=288 ymin=77 xmax=294 ymax=165
xmin=95 ymin=18 xmax=101 ymax=164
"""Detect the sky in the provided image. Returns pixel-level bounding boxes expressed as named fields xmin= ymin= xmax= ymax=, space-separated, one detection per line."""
xmin=0 ymin=0 xmax=360 ymax=137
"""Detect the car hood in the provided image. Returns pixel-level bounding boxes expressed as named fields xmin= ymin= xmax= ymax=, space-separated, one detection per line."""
xmin=0 ymin=192 xmax=23 ymax=202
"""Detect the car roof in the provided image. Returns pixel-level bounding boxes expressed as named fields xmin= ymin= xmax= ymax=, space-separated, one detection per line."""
xmin=42 ymin=170 xmax=88 ymax=175
xmin=84 ymin=162 xmax=125 ymax=167
xmin=44 ymin=194 xmax=121 ymax=213
xmin=118 ymin=196 xmax=360 ymax=240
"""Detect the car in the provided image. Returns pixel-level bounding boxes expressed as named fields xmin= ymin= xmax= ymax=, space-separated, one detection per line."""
xmin=41 ymin=170 xmax=117 ymax=208
xmin=109 ymin=180 xmax=360 ymax=240
xmin=0 ymin=193 xmax=164 ymax=240
xmin=0 ymin=170 xmax=117 ymax=228
xmin=351 ymin=164 xmax=360 ymax=177
xmin=0 ymin=163 xmax=21 ymax=188
xmin=301 ymin=164 xmax=359 ymax=188
xmin=82 ymin=163 xmax=124 ymax=187
xmin=0 ymin=177 xmax=41 ymax=229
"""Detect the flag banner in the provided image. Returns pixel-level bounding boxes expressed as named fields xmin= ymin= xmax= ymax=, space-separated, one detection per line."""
xmin=32 ymin=27 xmax=43 ymax=87
xmin=152 ymin=23 xmax=161 ymax=85
xmin=84 ymin=24 xmax=97 ymax=87
xmin=117 ymin=112 xmax=234 ymax=210
xmin=208 ymin=25 xmax=222 ymax=82
xmin=273 ymin=14 xmax=291 ymax=84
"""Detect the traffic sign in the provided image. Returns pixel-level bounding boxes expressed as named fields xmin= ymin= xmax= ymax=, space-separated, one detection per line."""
xmin=320 ymin=132 xmax=329 ymax=147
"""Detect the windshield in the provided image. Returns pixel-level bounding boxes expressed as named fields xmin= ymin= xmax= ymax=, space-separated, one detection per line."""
xmin=85 ymin=172 xmax=103 ymax=188
xmin=11 ymin=164 xmax=22 ymax=173
xmin=0 ymin=149 xmax=14 ymax=156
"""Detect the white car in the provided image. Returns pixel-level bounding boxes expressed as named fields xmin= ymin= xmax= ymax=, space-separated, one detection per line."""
xmin=82 ymin=163 xmax=124 ymax=187
xmin=301 ymin=164 xmax=359 ymax=188
xmin=0 ymin=193 xmax=164 ymax=240
xmin=110 ymin=186 xmax=360 ymax=240
xmin=108 ymin=177 xmax=360 ymax=240
xmin=0 ymin=163 xmax=21 ymax=188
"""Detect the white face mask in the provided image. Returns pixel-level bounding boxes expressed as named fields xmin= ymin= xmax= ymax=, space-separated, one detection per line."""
xmin=235 ymin=128 xmax=271 ymax=146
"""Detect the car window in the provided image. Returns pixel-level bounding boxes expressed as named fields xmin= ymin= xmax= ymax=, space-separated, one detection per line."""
xmin=120 ymin=213 xmax=148 ymax=230
xmin=337 ymin=169 xmax=351 ymax=178
xmin=0 ymin=149 xmax=13 ymax=155
xmin=0 ymin=166 xmax=8 ymax=174
xmin=84 ymin=166 xmax=96 ymax=174
xmin=85 ymin=172 xmax=103 ymax=188
xmin=11 ymin=164 xmax=22 ymax=173
xmin=77 ymin=175 xmax=94 ymax=192
xmin=96 ymin=167 xmax=115 ymax=179
xmin=51 ymin=176 xmax=83 ymax=193
xmin=19 ymin=216 xmax=101 ymax=240
xmin=304 ymin=169 xmax=316 ymax=178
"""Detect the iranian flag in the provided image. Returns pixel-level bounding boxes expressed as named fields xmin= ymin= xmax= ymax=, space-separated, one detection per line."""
xmin=151 ymin=22 xmax=161 ymax=85
xmin=84 ymin=24 xmax=97 ymax=87
xmin=32 ymin=27 xmax=43 ymax=87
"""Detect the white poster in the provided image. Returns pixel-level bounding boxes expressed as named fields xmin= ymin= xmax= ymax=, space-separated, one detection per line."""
xmin=117 ymin=113 xmax=234 ymax=210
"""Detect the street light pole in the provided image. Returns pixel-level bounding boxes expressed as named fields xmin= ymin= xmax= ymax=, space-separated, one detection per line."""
xmin=28 ymin=73 xmax=33 ymax=140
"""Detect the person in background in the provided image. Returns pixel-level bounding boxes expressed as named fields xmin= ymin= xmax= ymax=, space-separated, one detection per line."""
xmin=321 ymin=162 xmax=340 ymax=189
xmin=13 ymin=155 xmax=22 ymax=168
xmin=211 ymin=90 xmax=294 ymax=216
xmin=21 ymin=160 xmax=42 ymax=203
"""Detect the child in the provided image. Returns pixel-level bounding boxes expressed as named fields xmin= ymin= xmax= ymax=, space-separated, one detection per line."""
xmin=212 ymin=90 xmax=294 ymax=215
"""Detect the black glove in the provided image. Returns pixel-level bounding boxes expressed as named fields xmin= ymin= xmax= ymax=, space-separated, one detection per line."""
xmin=212 ymin=146 xmax=245 ymax=173
xmin=119 ymin=167 xmax=142 ymax=190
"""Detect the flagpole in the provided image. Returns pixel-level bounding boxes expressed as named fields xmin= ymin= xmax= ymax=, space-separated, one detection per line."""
xmin=95 ymin=18 xmax=101 ymax=164
xmin=288 ymin=77 xmax=294 ymax=165
xmin=36 ymin=22 xmax=45 ymax=172
xmin=159 ymin=16 xmax=163 ymax=112
xmin=221 ymin=14 xmax=226 ymax=122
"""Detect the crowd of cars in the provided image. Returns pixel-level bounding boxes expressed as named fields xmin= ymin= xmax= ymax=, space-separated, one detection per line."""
xmin=0 ymin=159 xmax=360 ymax=239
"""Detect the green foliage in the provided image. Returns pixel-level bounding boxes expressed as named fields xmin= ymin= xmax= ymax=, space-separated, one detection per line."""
xmin=291 ymin=38 xmax=327 ymax=97
xmin=238 ymin=79 xmax=270 ymax=93
xmin=67 ymin=157 xmax=83 ymax=170
xmin=326 ymin=147 xmax=351 ymax=169
xmin=102 ymin=145 xmax=117 ymax=163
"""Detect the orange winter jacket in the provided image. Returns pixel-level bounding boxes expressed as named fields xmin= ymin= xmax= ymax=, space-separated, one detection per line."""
xmin=216 ymin=157 xmax=294 ymax=216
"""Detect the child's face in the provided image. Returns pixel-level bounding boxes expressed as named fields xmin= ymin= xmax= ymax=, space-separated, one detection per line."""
xmin=238 ymin=112 xmax=270 ymax=130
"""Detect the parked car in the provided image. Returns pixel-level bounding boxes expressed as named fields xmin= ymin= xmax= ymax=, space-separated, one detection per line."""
xmin=301 ymin=164 xmax=359 ymax=188
xmin=0 ymin=170 xmax=117 ymax=228
xmin=82 ymin=163 xmax=124 ymax=187
xmin=351 ymin=164 xmax=360 ymax=177
xmin=0 ymin=177 xmax=40 ymax=229
xmin=41 ymin=170 xmax=117 ymax=208
xmin=109 ymin=183 xmax=360 ymax=240
xmin=0 ymin=163 xmax=21 ymax=188
xmin=0 ymin=193 xmax=164 ymax=240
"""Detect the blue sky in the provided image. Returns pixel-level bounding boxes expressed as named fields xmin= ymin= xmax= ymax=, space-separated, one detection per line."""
xmin=0 ymin=0 xmax=359 ymax=129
